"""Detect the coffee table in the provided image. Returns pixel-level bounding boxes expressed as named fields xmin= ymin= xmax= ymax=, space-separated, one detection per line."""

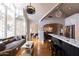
xmin=21 ymin=41 xmax=34 ymax=56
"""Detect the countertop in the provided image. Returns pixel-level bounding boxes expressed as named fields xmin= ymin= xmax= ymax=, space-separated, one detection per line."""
xmin=49 ymin=34 xmax=79 ymax=48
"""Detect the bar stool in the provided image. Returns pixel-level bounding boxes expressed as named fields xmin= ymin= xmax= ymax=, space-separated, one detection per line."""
xmin=53 ymin=44 xmax=65 ymax=56
xmin=48 ymin=40 xmax=52 ymax=50
xmin=48 ymin=40 xmax=56 ymax=55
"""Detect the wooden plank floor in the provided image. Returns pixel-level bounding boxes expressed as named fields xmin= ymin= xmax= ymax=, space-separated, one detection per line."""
xmin=33 ymin=39 xmax=51 ymax=56
xmin=16 ymin=38 xmax=52 ymax=56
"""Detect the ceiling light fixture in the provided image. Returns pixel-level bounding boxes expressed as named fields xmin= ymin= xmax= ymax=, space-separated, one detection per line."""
xmin=55 ymin=10 xmax=62 ymax=17
xmin=26 ymin=3 xmax=35 ymax=14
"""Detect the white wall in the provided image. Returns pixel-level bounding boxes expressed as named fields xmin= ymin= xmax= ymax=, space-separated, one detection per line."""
xmin=38 ymin=18 xmax=65 ymax=41
xmin=65 ymin=13 xmax=79 ymax=39
xmin=23 ymin=9 xmax=30 ymax=41
xmin=16 ymin=16 xmax=26 ymax=36
xmin=40 ymin=18 xmax=65 ymax=27
xmin=30 ymin=23 xmax=38 ymax=33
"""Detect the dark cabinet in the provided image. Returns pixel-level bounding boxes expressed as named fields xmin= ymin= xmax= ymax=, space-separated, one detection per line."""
xmin=51 ymin=37 xmax=79 ymax=56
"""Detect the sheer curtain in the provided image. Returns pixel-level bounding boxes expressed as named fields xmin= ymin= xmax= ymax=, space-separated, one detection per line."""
xmin=0 ymin=3 xmax=26 ymax=40
xmin=0 ymin=4 xmax=6 ymax=39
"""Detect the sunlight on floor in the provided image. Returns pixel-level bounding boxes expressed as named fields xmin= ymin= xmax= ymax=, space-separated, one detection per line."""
xmin=32 ymin=37 xmax=44 ymax=46
xmin=32 ymin=38 xmax=51 ymax=56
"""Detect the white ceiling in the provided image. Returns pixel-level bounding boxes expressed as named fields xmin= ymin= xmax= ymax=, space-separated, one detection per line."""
xmin=26 ymin=3 xmax=58 ymax=23
xmin=45 ymin=3 xmax=79 ymax=19
xmin=61 ymin=3 xmax=79 ymax=17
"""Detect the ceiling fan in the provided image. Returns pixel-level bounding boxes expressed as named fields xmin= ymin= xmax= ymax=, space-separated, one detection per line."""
xmin=26 ymin=3 xmax=35 ymax=14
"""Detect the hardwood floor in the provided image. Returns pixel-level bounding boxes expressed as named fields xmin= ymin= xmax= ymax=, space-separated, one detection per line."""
xmin=33 ymin=39 xmax=51 ymax=56
xmin=16 ymin=38 xmax=52 ymax=56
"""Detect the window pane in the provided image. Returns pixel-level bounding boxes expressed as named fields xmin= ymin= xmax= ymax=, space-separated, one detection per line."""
xmin=0 ymin=4 xmax=5 ymax=39
xmin=7 ymin=7 xmax=15 ymax=38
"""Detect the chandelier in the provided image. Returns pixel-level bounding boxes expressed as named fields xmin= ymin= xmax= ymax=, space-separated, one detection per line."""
xmin=26 ymin=3 xmax=35 ymax=14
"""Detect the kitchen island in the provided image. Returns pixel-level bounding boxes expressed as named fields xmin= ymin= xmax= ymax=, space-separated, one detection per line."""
xmin=49 ymin=34 xmax=79 ymax=56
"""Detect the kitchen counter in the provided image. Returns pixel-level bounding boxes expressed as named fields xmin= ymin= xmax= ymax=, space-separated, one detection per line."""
xmin=49 ymin=34 xmax=79 ymax=48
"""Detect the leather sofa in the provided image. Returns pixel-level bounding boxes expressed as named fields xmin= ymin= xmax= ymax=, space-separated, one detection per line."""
xmin=0 ymin=36 xmax=26 ymax=56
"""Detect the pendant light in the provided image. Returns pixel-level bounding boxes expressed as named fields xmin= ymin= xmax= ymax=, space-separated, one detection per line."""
xmin=26 ymin=3 xmax=35 ymax=14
